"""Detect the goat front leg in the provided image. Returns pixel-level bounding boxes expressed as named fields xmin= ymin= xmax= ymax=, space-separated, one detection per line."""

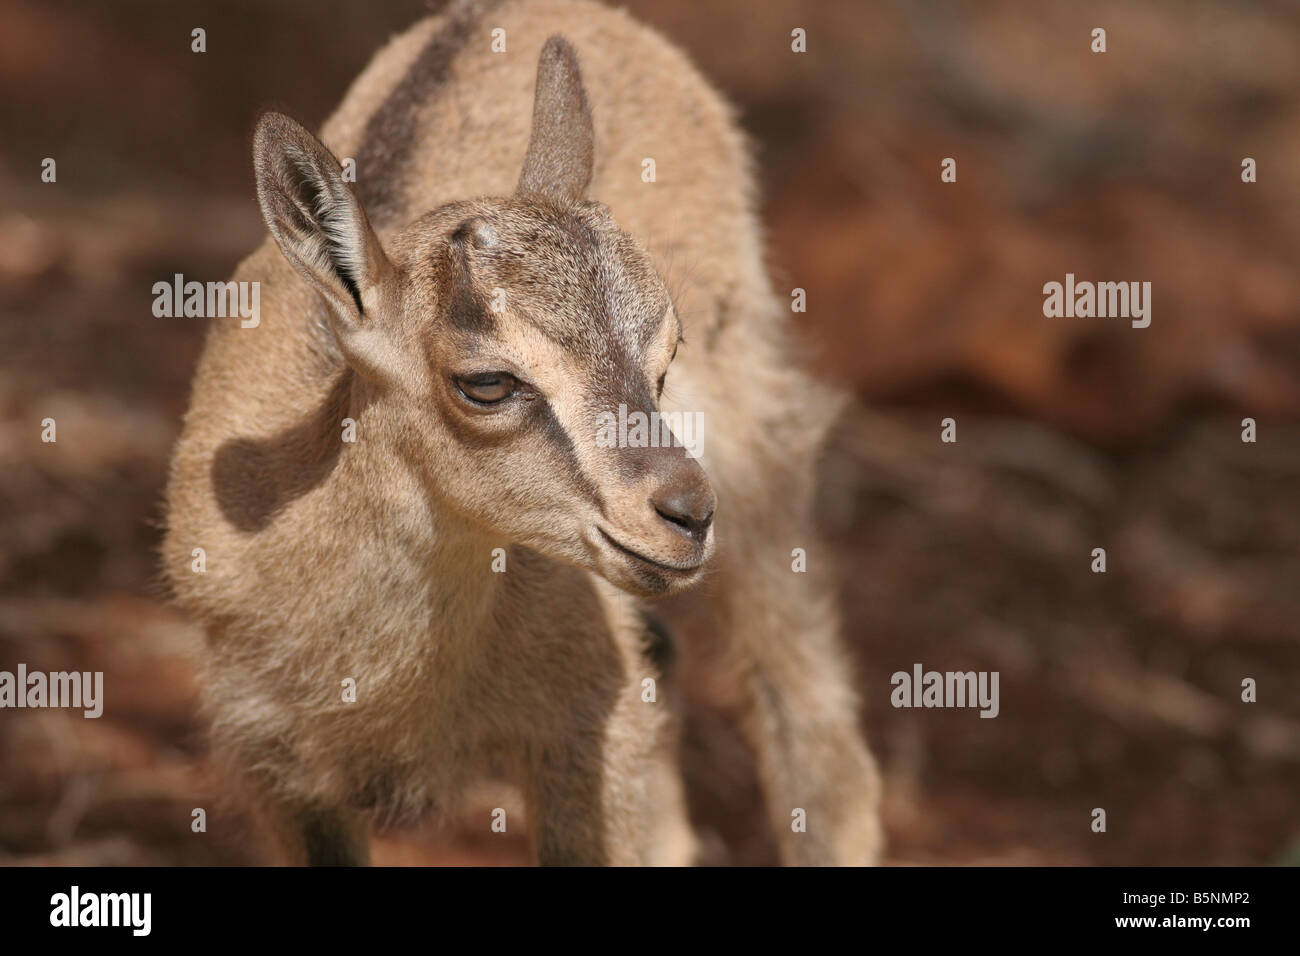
xmin=714 ymin=532 xmax=883 ymax=866
xmin=639 ymin=614 xmax=698 ymax=867
xmin=524 ymin=674 xmax=674 ymax=866
xmin=249 ymin=792 xmax=371 ymax=866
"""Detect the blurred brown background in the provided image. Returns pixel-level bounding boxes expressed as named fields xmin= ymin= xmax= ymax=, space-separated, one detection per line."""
xmin=1 ymin=0 xmax=1298 ymax=865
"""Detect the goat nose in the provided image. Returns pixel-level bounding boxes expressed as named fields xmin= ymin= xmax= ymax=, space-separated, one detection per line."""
xmin=652 ymin=482 xmax=715 ymax=543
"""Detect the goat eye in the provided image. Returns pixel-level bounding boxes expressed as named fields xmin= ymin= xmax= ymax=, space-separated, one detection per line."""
xmin=657 ymin=371 xmax=667 ymax=396
xmin=456 ymin=373 xmax=517 ymax=405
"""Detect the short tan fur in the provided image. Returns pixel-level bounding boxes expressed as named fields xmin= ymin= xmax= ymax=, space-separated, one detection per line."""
xmin=164 ymin=0 xmax=880 ymax=865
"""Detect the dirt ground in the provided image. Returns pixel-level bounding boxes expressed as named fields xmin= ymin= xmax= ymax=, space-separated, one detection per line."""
xmin=1 ymin=0 xmax=1298 ymax=865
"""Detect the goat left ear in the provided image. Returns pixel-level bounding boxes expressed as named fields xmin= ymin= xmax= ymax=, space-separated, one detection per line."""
xmin=253 ymin=111 xmax=398 ymax=377
xmin=516 ymin=36 xmax=594 ymax=204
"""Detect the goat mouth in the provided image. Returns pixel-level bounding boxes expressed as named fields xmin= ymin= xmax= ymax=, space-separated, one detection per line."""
xmin=597 ymin=527 xmax=703 ymax=575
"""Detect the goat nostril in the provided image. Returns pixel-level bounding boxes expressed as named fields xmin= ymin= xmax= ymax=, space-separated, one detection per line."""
xmin=652 ymin=489 xmax=715 ymax=541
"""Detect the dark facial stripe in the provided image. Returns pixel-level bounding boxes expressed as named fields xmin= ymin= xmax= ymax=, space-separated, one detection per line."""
xmin=445 ymin=239 xmax=495 ymax=334
xmin=533 ymin=397 xmax=604 ymax=508
xmin=355 ymin=0 xmax=506 ymax=227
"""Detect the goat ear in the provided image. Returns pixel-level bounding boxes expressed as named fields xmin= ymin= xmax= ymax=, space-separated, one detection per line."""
xmin=516 ymin=36 xmax=594 ymax=203
xmin=253 ymin=112 xmax=394 ymax=346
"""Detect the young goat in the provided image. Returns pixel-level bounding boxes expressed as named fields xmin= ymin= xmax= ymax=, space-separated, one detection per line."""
xmin=164 ymin=0 xmax=880 ymax=865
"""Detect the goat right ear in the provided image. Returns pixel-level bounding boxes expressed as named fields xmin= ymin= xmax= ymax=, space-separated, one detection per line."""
xmin=253 ymin=112 xmax=395 ymax=366
xmin=516 ymin=36 xmax=594 ymax=204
